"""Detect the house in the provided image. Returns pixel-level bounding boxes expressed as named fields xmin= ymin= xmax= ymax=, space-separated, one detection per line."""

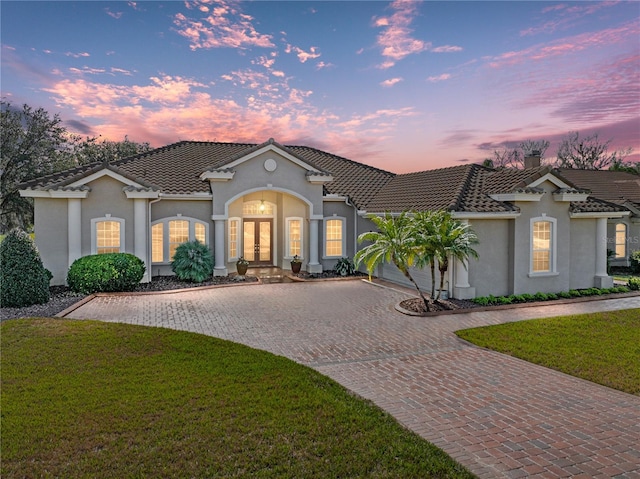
xmin=555 ymin=169 xmax=640 ymax=269
xmin=19 ymin=138 xmax=633 ymax=298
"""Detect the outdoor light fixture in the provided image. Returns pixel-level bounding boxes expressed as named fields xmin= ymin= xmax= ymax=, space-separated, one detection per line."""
xmin=259 ymin=198 xmax=266 ymax=213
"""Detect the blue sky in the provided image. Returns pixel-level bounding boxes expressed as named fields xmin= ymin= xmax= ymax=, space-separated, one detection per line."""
xmin=2 ymin=0 xmax=638 ymax=172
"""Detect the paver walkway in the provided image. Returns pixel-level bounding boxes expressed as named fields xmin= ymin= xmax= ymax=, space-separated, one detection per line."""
xmin=64 ymin=280 xmax=640 ymax=478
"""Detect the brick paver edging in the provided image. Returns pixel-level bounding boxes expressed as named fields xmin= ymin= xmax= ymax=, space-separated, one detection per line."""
xmin=394 ymin=290 xmax=640 ymax=317
xmin=55 ymin=278 xmax=262 ymax=318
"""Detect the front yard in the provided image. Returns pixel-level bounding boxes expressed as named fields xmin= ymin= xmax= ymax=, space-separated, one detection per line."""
xmin=456 ymin=308 xmax=640 ymax=395
xmin=1 ymin=318 xmax=475 ymax=478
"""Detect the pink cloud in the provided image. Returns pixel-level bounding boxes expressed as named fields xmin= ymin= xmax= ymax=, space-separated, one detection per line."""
xmin=431 ymin=45 xmax=463 ymax=53
xmin=427 ymin=73 xmax=450 ymax=83
xmin=373 ymin=0 xmax=427 ymax=67
xmin=380 ymin=77 xmax=403 ymax=87
xmin=104 ymin=8 xmax=123 ymax=20
xmin=39 ymin=72 xmax=415 ymax=168
xmin=488 ymin=20 xmax=639 ymax=68
xmin=173 ymin=0 xmax=274 ymax=50
xmin=285 ymin=44 xmax=321 ymax=63
xmin=65 ymin=51 xmax=90 ymax=58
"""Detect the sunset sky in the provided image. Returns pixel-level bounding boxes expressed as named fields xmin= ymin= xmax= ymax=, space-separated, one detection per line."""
xmin=2 ymin=0 xmax=639 ymax=172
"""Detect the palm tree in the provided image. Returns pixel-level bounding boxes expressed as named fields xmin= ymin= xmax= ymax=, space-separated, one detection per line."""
xmin=354 ymin=212 xmax=431 ymax=309
xmin=430 ymin=213 xmax=479 ymax=301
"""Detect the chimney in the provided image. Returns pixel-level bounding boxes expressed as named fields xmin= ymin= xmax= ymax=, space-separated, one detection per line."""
xmin=524 ymin=150 xmax=541 ymax=169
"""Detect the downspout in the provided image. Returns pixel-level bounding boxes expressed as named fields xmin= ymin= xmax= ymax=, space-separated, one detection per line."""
xmin=148 ymin=196 xmax=162 ymax=280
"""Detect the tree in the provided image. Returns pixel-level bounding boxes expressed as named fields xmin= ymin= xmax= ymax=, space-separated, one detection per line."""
xmin=354 ymin=212 xmax=431 ymax=309
xmin=355 ymin=210 xmax=480 ymax=309
xmin=1 ymin=102 xmax=68 ymax=232
xmin=428 ymin=212 xmax=479 ymax=301
xmin=0 ymin=228 xmax=52 ymax=307
xmin=485 ymin=139 xmax=550 ymax=169
xmin=609 ymin=158 xmax=640 ymax=175
xmin=1 ymin=101 xmax=152 ymax=232
xmin=59 ymin=135 xmax=151 ymax=169
xmin=555 ymin=131 xmax=632 ymax=170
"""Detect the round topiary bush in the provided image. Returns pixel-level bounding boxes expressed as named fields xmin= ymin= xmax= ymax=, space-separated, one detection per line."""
xmin=67 ymin=253 xmax=145 ymax=294
xmin=171 ymin=240 xmax=214 ymax=282
xmin=0 ymin=228 xmax=52 ymax=308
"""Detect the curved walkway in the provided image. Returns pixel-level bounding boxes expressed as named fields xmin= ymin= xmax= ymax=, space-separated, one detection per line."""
xmin=64 ymin=280 xmax=640 ymax=478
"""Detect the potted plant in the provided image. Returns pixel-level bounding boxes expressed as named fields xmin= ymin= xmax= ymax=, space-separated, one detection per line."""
xmin=290 ymin=255 xmax=302 ymax=274
xmin=236 ymin=256 xmax=249 ymax=276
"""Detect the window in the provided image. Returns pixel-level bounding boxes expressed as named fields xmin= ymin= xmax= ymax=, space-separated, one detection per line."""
xmin=615 ymin=223 xmax=627 ymax=258
xmin=286 ymin=217 xmax=303 ymax=258
xmin=169 ymin=220 xmax=189 ymax=260
xmin=228 ymin=218 xmax=240 ymax=260
xmin=530 ymin=216 xmax=556 ymax=275
xmin=324 ymin=217 xmax=345 ymax=258
xmin=91 ymin=217 xmax=125 ymax=255
xmin=152 ymin=223 xmax=163 ymax=263
xmin=243 ymin=200 xmax=273 ymax=216
xmin=151 ymin=217 xmax=209 ymax=263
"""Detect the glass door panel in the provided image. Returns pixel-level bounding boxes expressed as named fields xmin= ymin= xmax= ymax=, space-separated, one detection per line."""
xmin=259 ymin=222 xmax=271 ymax=261
xmin=243 ymin=221 xmax=255 ymax=261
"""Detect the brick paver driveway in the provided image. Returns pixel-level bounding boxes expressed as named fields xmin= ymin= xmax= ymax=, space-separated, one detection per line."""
xmin=65 ymin=280 xmax=640 ymax=478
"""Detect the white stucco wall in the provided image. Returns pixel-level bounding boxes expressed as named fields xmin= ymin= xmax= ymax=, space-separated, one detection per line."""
xmin=467 ymin=219 xmax=511 ymax=297
xmin=33 ymin=198 xmax=69 ymax=285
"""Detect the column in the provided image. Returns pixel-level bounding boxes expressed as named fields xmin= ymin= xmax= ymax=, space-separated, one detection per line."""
xmin=594 ymin=217 xmax=613 ymax=287
xmin=307 ymin=218 xmax=322 ymax=273
xmin=452 ymin=219 xmax=476 ymax=299
xmin=133 ymin=198 xmax=149 ymax=282
xmin=213 ymin=219 xmax=228 ymax=276
xmin=68 ymin=198 xmax=82 ymax=267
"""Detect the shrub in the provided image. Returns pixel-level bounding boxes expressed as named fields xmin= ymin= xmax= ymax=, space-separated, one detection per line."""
xmin=0 ymin=228 xmax=51 ymax=307
xmin=533 ymin=292 xmax=549 ymax=301
xmin=581 ymin=287 xmax=601 ymax=296
xmin=546 ymin=293 xmax=558 ymax=301
xmin=334 ymin=257 xmax=356 ymax=276
xmin=68 ymin=253 xmax=145 ymax=294
xmin=558 ymin=291 xmax=572 ymax=299
xmin=628 ymin=277 xmax=640 ymax=291
xmin=497 ymin=296 xmax=512 ymax=305
xmin=171 ymin=240 xmax=214 ymax=283
xmin=569 ymin=290 xmax=581 ymax=297
xmin=614 ymin=286 xmax=630 ymax=293
xmin=520 ymin=293 xmax=535 ymax=301
xmin=630 ymin=251 xmax=640 ymax=274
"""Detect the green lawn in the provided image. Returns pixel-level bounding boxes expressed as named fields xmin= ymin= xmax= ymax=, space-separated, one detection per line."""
xmin=456 ymin=309 xmax=640 ymax=395
xmin=1 ymin=319 xmax=474 ymax=479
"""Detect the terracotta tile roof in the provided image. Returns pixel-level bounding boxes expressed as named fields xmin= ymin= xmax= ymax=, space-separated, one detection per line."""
xmin=19 ymin=140 xmax=633 ymax=216
xmin=557 ymin=169 xmax=640 ymax=208
xmin=365 ymin=164 xmax=518 ymax=213
xmin=569 ymin=197 xmax=629 ymax=214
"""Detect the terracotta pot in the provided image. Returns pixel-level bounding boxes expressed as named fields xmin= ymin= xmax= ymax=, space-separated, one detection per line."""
xmin=237 ymin=263 xmax=248 ymax=275
xmin=291 ymin=261 xmax=302 ymax=274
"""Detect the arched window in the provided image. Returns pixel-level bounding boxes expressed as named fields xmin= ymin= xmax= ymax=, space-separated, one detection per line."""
xmin=151 ymin=216 xmax=209 ymax=263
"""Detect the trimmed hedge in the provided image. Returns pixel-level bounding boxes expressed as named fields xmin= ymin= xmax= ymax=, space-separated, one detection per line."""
xmin=170 ymin=240 xmax=214 ymax=283
xmin=67 ymin=253 xmax=145 ymax=294
xmin=629 ymin=277 xmax=640 ymax=291
xmin=631 ymin=251 xmax=640 ymax=274
xmin=472 ymin=286 xmax=630 ymax=306
xmin=0 ymin=229 xmax=52 ymax=307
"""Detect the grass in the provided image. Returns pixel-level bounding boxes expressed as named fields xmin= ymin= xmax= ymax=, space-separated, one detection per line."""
xmin=1 ymin=318 xmax=474 ymax=479
xmin=456 ymin=309 xmax=640 ymax=395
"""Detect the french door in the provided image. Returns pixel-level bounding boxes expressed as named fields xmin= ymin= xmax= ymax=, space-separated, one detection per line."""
xmin=243 ymin=219 xmax=272 ymax=265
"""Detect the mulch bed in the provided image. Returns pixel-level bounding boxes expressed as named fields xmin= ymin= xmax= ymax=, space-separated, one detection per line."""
xmin=1 ymin=275 xmax=258 ymax=321
xmin=399 ymin=297 xmax=479 ymax=314
xmin=294 ymin=271 xmax=368 ymax=280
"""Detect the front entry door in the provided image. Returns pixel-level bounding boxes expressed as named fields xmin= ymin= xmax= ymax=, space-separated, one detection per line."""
xmin=243 ymin=219 xmax=272 ymax=265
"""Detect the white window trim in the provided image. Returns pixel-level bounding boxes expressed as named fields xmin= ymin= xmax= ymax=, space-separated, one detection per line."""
xmin=91 ymin=216 xmax=125 ymax=255
xmin=323 ymin=216 xmax=346 ymax=259
xmin=615 ymin=222 xmax=627 ymax=259
xmin=228 ymin=217 xmax=241 ymax=262
xmin=285 ymin=217 xmax=304 ymax=260
xmin=528 ymin=215 xmax=558 ymax=277
xmin=151 ymin=216 xmax=209 ymax=264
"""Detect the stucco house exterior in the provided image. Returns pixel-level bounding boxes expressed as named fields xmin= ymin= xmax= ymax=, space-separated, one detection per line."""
xmin=19 ymin=138 xmax=634 ymax=298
